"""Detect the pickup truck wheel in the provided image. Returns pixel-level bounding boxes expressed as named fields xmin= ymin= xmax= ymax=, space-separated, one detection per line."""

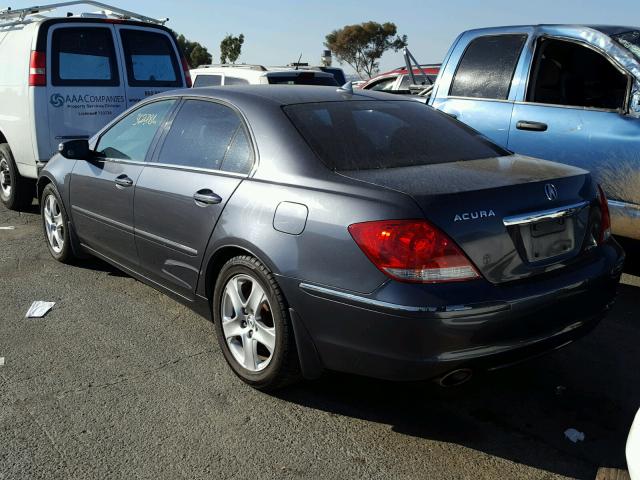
xmin=41 ymin=183 xmax=75 ymax=264
xmin=213 ymin=255 xmax=301 ymax=391
xmin=0 ymin=143 xmax=34 ymax=210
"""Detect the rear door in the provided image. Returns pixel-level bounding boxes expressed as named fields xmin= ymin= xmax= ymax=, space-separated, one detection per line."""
xmin=46 ymin=23 xmax=127 ymax=155
xmin=134 ymin=99 xmax=254 ymax=298
xmin=430 ymin=33 xmax=528 ymax=146
xmin=114 ymin=25 xmax=185 ymax=108
xmin=69 ymin=99 xmax=177 ymax=268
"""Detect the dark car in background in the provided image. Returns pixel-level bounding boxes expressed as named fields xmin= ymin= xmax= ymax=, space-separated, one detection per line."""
xmin=38 ymin=86 xmax=624 ymax=390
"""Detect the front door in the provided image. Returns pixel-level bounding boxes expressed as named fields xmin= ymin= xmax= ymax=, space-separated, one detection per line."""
xmin=69 ymin=99 xmax=177 ymax=267
xmin=134 ymin=99 xmax=255 ymax=298
xmin=508 ymin=36 xmax=640 ymax=209
xmin=46 ymin=24 xmax=127 ymax=157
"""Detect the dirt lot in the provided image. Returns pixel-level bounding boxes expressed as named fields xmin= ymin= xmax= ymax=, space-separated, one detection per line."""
xmin=1 ymin=202 xmax=638 ymax=480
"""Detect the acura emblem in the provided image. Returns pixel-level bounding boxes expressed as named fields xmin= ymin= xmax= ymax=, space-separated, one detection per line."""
xmin=544 ymin=183 xmax=558 ymax=201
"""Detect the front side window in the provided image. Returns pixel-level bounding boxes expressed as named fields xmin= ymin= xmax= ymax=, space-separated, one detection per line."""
xmin=365 ymin=76 xmax=397 ymax=91
xmin=96 ymin=100 xmax=176 ymax=160
xmin=526 ymin=38 xmax=628 ymax=110
xmin=193 ymin=74 xmax=222 ymax=87
xmin=51 ymin=27 xmax=118 ymax=86
xmin=120 ymin=29 xmax=181 ymax=87
xmin=156 ymin=100 xmax=253 ymax=173
xmin=284 ymin=100 xmax=507 ymax=171
xmin=450 ymin=34 xmax=527 ymax=99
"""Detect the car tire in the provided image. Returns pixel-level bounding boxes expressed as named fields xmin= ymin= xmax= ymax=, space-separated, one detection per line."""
xmin=0 ymin=143 xmax=34 ymax=211
xmin=41 ymin=183 xmax=75 ymax=264
xmin=213 ymin=255 xmax=301 ymax=391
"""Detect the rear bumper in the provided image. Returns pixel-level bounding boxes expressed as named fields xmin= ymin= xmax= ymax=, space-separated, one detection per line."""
xmin=280 ymin=241 xmax=625 ymax=381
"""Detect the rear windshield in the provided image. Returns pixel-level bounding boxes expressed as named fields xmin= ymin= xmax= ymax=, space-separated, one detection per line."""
xmin=268 ymin=73 xmax=338 ymax=86
xmin=51 ymin=27 xmax=118 ymax=86
xmin=120 ymin=29 xmax=182 ymax=87
xmin=193 ymin=74 xmax=222 ymax=87
xmin=284 ymin=100 xmax=508 ymax=170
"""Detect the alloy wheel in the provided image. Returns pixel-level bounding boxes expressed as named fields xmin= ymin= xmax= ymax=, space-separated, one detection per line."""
xmin=0 ymin=157 xmax=11 ymax=199
xmin=221 ymin=274 xmax=276 ymax=372
xmin=43 ymin=194 xmax=64 ymax=254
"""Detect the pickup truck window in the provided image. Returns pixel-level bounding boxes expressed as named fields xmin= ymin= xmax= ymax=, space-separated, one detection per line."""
xmin=450 ymin=34 xmax=527 ymax=100
xmin=526 ymin=38 xmax=627 ymax=111
xmin=284 ymin=100 xmax=508 ymax=171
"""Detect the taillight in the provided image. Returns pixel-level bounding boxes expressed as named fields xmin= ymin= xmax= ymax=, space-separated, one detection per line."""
xmin=29 ymin=51 xmax=46 ymax=87
xmin=348 ymin=219 xmax=481 ymax=283
xmin=598 ymin=185 xmax=611 ymax=244
xmin=181 ymin=56 xmax=192 ymax=87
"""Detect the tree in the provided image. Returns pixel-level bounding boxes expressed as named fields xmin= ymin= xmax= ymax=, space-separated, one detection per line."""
xmin=220 ymin=34 xmax=245 ymax=64
xmin=175 ymin=33 xmax=212 ymax=68
xmin=325 ymin=22 xmax=407 ymax=79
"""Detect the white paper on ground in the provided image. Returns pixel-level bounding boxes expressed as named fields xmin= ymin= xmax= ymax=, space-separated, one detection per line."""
xmin=0 ymin=357 xmax=4 ymax=366
xmin=564 ymin=428 xmax=585 ymax=443
xmin=0 ymin=226 xmax=15 ymax=230
xmin=26 ymin=301 xmax=56 ymax=318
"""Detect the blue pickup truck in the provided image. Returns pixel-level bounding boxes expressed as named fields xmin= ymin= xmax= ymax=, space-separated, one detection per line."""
xmin=429 ymin=25 xmax=640 ymax=240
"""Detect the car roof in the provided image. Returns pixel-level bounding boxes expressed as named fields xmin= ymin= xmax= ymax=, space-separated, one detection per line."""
xmin=464 ymin=24 xmax=640 ymax=35
xmin=155 ymin=84 xmax=410 ymax=107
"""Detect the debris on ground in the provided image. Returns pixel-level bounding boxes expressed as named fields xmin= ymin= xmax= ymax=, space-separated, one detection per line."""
xmin=564 ymin=428 xmax=585 ymax=443
xmin=0 ymin=226 xmax=15 ymax=230
xmin=25 ymin=301 xmax=56 ymax=318
xmin=0 ymin=357 xmax=4 ymax=366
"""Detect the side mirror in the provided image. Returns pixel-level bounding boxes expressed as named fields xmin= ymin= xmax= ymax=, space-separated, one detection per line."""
xmin=58 ymin=139 xmax=91 ymax=160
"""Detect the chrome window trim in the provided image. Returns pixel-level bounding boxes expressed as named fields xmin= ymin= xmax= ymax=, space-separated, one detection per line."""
xmin=95 ymin=157 xmax=248 ymax=179
xmin=502 ymin=201 xmax=589 ymax=227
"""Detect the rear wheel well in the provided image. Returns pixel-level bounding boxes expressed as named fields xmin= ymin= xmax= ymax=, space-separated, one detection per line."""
xmin=0 ymin=130 xmax=7 ymax=145
xmin=205 ymin=246 xmax=258 ymax=305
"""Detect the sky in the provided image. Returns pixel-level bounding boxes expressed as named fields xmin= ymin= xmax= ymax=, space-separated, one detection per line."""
xmin=6 ymin=0 xmax=640 ymax=77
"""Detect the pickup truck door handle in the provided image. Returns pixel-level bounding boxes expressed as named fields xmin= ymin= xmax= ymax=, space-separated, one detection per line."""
xmin=516 ymin=120 xmax=548 ymax=132
xmin=114 ymin=174 xmax=134 ymax=188
xmin=193 ymin=189 xmax=222 ymax=206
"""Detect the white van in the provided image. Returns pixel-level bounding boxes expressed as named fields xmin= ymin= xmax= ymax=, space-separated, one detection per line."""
xmin=190 ymin=65 xmax=338 ymax=88
xmin=0 ymin=2 xmax=191 ymax=209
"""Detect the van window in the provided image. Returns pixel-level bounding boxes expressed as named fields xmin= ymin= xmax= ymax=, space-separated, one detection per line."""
xmin=96 ymin=100 xmax=176 ymax=161
xmin=51 ymin=27 xmax=118 ymax=86
xmin=284 ymin=100 xmax=507 ymax=171
xmin=193 ymin=74 xmax=222 ymax=87
xmin=156 ymin=100 xmax=253 ymax=173
xmin=120 ymin=29 xmax=182 ymax=87
xmin=526 ymin=38 xmax=628 ymax=110
xmin=450 ymin=34 xmax=527 ymax=100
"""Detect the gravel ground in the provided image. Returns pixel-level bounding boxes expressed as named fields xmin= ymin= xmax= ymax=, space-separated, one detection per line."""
xmin=0 ymin=202 xmax=638 ymax=480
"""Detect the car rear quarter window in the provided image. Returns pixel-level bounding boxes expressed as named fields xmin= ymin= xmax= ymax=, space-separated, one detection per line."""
xmin=96 ymin=100 xmax=176 ymax=161
xmin=120 ymin=29 xmax=182 ymax=87
xmin=193 ymin=74 xmax=222 ymax=87
xmin=156 ymin=99 xmax=253 ymax=173
xmin=51 ymin=27 xmax=118 ymax=86
xmin=284 ymin=100 xmax=508 ymax=171
xmin=449 ymin=34 xmax=527 ymax=99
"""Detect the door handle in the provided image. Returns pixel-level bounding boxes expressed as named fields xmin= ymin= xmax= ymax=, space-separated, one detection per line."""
xmin=193 ymin=189 xmax=222 ymax=206
xmin=114 ymin=174 xmax=133 ymax=188
xmin=516 ymin=120 xmax=548 ymax=132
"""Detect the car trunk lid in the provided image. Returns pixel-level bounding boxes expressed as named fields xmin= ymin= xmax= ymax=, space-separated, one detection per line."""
xmin=339 ymin=154 xmax=598 ymax=284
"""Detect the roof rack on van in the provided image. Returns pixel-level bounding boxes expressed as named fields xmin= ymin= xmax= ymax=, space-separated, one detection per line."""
xmin=196 ymin=64 xmax=267 ymax=72
xmin=0 ymin=1 xmax=168 ymax=28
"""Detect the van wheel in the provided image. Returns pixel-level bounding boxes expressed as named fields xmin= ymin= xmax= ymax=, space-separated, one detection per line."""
xmin=0 ymin=143 xmax=34 ymax=210
xmin=213 ymin=255 xmax=301 ymax=391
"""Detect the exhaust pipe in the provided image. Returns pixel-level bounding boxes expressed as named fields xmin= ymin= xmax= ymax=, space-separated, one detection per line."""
xmin=437 ymin=368 xmax=473 ymax=387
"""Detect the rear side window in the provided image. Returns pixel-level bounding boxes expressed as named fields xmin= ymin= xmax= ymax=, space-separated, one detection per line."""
xmin=120 ymin=29 xmax=181 ymax=87
xmin=284 ymin=100 xmax=508 ymax=171
xmin=267 ymin=73 xmax=338 ymax=86
xmin=399 ymin=74 xmax=436 ymax=89
xmin=225 ymin=76 xmax=250 ymax=85
xmin=51 ymin=27 xmax=118 ymax=86
xmin=96 ymin=100 xmax=176 ymax=161
xmin=450 ymin=34 xmax=527 ymax=99
xmin=193 ymin=74 xmax=222 ymax=87
xmin=156 ymin=100 xmax=253 ymax=173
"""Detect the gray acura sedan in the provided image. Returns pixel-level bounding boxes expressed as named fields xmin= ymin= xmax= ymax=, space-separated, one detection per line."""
xmin=38 ymin=86 xmax=625 ymax=390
